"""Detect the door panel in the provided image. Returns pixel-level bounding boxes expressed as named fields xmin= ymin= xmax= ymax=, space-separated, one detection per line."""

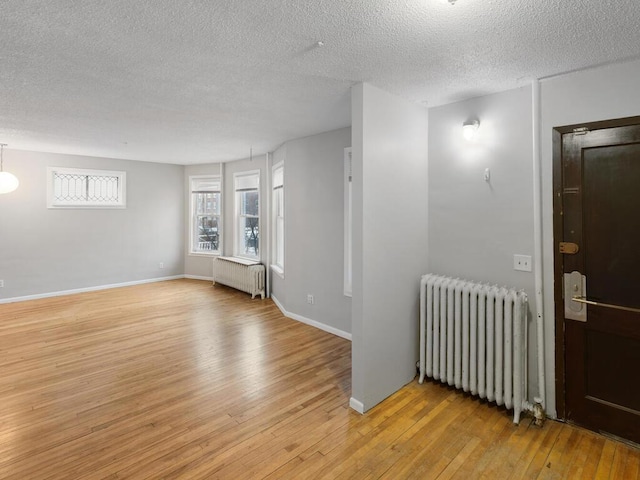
xmin=583 ymin=144 xmax=640 ymax=308
xmin=559 ymin=122 xmax=640 ymax=444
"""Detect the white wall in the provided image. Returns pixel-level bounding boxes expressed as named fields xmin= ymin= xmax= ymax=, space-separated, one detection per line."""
xmin=428 ymin=85 xmax=538 ymax=402
xmin=184 ymin=162 xmax=223 ymax=279
xmin=351 ymin=83 xmax=429 ymax=412
xmin=539 ymin=57 xmax=640 ymax=418
xmin=0 ymin=149 xmax=184 ymax=300
xmin=271 ymin=128 xmax=352 ymax=337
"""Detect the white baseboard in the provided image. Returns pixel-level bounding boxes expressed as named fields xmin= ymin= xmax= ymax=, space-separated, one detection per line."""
xmin=184 ymin=275 xmax=213 ymax=281
xmin=271 ymin=295 xmax=352 ymax=341
xmin=349 ymin=397 xmax=365 ymax=414
xmin=0 ymin=275 xmax=185 ymax=304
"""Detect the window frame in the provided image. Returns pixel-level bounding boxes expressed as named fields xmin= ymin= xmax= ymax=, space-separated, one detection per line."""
xmin=271 ymin=162 xmax=284 ymax=277
xmin=233 ymin=170 xmax=261 ymax=260
xmin=47 ymin=167 xmax=126 ymax=209
xmin=189 ymin=175 xmax=222 ymax=257
xmin=344 ymin=148 xmax=352 ymax=297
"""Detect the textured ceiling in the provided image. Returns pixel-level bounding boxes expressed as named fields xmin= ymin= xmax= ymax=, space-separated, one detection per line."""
xmin=2 ymin=0 xmax=640 ymax=164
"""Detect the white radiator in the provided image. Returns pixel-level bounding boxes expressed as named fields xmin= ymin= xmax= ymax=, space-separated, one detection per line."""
xmin=212 ymin=257 xmax=265 ymax=299
xmin=419 ymin=274 xmax=528 ymax=423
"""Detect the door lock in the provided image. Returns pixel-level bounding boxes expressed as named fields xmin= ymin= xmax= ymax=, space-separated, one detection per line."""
xmin=563 ymin=271 xmax=587 ymax=322
xmin=559 ymin=242 xmax=579 ymax=254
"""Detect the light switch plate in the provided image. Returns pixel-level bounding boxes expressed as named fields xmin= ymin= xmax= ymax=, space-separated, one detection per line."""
xmin=514 ymin=254 xmax=532 ymax=272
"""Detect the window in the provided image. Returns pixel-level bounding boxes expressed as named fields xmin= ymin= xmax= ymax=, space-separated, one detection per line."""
xmin=344 ymin=148 xmax=352 ymax=296
xmin=234 ymin=171 xmax=260 ymax=259
xmin=272 ymin=163 xmax=284 ymax=275
xmin=48 ymin=167 xmax=126 ymax=208
xmin=190 ymin=176 xmax=221 ymax=255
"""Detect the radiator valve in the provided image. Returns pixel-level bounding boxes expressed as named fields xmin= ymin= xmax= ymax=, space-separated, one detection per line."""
xmin=532 ymin=398 xmax=546 ymax=427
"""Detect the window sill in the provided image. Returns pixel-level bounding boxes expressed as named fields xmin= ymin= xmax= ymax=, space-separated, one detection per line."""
xmin=234 ymin=254 xmax=260 ymax=262
xmin=271 ymin=265 xmax=285 ymax=279
xmin=188 ymin=251 xmax=221 ymax=258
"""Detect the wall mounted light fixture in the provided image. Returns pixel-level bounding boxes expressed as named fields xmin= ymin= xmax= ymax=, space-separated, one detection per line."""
xmin=0 ymin=144 xmax=19 ymax=194
xmin=462 ymin=120 xmax=480 ymax=141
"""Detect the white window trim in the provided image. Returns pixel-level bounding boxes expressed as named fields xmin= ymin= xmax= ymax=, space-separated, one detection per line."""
xmin=47 ymin=167 xmax=126 ymax=209
xmin=189 ymin=174 xmax=222 ymax=256
xmin=344 ymin=148 xmax=352 ymax=297
xmin=271 ymin=161 xmax=284 ymax=278
xmin=233 ymin=170 xmax=261 ymax=260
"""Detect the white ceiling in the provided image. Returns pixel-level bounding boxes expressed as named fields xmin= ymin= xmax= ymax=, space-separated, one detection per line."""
xmin=2 ymin=0 xmax=640 ymax=164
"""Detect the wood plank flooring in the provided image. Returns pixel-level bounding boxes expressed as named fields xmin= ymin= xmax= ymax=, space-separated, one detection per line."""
xmin=0 ymin=279 xmax=638 ymax=479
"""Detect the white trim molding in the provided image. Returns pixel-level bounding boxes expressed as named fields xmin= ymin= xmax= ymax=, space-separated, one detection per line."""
xmin=271 ymin=295 xmax=352 ymax=341
xmin=184 ymin=275 xmax=214 ymax=281
xmin=349 ymin=397 xmax=365 ymax=414
xmin=0 ymin=275 xmax=184 ymax=304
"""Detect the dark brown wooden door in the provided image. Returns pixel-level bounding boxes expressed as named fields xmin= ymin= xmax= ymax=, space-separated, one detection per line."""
xmin=558 ymin=122 xmax=640 ymax=444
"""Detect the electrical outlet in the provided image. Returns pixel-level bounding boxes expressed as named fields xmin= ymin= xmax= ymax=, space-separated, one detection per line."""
xmin=307 ymin=294 xmax=314 ymax=305
xmin=0 ymin=280 xmax=3 ymax=288
xmin=513 ymin=254 xmax=532 ymax=272
xmin=159 ymin=262 xmax=164 ymax=269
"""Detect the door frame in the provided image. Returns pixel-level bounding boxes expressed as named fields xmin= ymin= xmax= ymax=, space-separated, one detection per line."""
xmin=552 ymin=115 xmax=640 ymax=420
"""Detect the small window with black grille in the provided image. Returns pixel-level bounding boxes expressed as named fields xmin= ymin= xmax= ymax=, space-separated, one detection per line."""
xmin=47 ymin=167 xmax=126 ymax=208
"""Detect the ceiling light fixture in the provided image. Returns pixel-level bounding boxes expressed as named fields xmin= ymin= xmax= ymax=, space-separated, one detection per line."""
xmin=439 ymin=0 xmax=458 ymax=5
xmin=0 ymin=144 xmax=19 ymax=194
xmin=462 ymin=120 xmax=480 ymax=141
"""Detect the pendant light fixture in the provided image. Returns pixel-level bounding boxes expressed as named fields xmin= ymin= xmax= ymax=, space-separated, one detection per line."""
xmin=0 ymin=144 xmax=19 ymax=194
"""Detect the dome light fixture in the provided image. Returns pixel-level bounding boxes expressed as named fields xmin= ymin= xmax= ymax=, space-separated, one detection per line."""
xmin=462 ymin=120 xmax=480 ymax=141
xmin=0 ymin=143 xmax=19 ymax=194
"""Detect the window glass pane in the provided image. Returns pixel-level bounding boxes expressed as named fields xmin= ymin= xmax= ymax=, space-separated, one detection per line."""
xmin=234 ymin=172 xmax=259 ymax=258
xmin=192 ymin=178 xmax=220 ymax=192
xmin=190 ymin=176 xmax=221 ymax=254
xmin=50 ymin=168 xmax=125 ymax=207
xmin=87 ymin=175 xmax=120 ymax=202
xmin=273 ymin=166 xmax=283 ymax=188
xmin=272 ymin=164 xmax=284 ymax=271
xmin=54 ymin=173 xmax=87 ymax=201
xmin=240 ymin=190 xmax=259 ymax=216
xmin=276 ymin=217 xmax=284 ymax=267
xmin=194 ymin=215 xmax=219 ymax=252
xmin=276 ymin=188 xmax=283 ymax=216
xmin=235 ymin=174 xmax=259 ymax=190
xmin=239 ymin=216 xmax=259 ymax=256
xmin=195 ymin=192 xmax=220 ymax=216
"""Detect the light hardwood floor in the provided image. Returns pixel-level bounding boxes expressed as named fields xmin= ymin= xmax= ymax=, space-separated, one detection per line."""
xmin=0 ymin=279 xmax=638 ymax=479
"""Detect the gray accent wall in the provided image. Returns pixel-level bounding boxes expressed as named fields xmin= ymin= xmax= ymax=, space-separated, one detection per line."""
xmin=271 ymin=128 xmax=352 ymax=336
xmin=0 ymin=149 xmax=184 ymax=300
xmin=351 ymin=83 xmax=429 ymax=411
xmin=427 ymin=85 xmax=538 ymax=404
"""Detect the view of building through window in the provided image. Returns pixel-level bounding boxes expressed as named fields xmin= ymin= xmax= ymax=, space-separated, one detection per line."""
xmin=235 ymin=172 xmax=260 ymax=258
xmin=191 ymin=176 xmax=221 ymax=254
